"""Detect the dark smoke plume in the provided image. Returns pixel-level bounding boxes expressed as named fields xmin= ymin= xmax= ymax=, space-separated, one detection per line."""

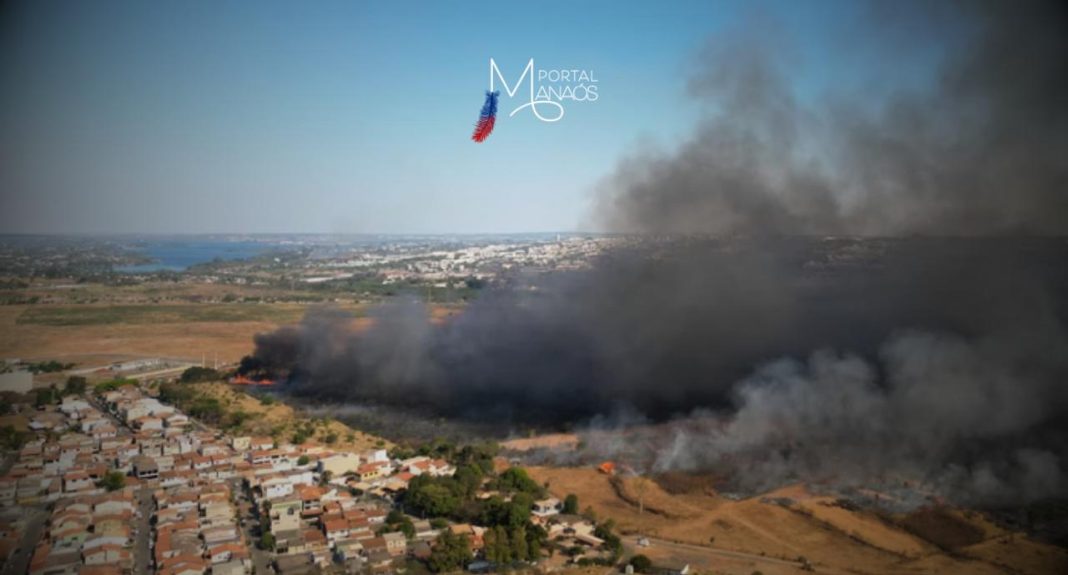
xmin=597 ymin=1 xmax=1068 ymax=236
xmin=252 ymin=1 xmax=1068 ymax=504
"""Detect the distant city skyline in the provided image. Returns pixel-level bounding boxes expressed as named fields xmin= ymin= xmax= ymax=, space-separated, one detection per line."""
xmin=1 ymin=0 xmax=946 ymax=234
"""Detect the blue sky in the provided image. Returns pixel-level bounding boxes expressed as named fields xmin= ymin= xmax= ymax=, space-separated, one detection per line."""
xmin=0 ymin=0 xmax=943 ymax=234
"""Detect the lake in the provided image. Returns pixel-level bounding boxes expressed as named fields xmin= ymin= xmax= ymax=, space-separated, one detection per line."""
xmin=116 ymin=240 xmax=270 ymax=272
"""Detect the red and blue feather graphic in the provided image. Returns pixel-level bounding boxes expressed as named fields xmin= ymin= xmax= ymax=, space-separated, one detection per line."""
xmin=471 ymin=90 xmax=499 ymax=143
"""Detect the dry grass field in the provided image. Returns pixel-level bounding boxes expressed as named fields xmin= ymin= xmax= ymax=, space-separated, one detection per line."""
xmin=0 ymin=301 xmax=459 ymax=366
xmin=186 ymin=382 xmax=393 ymax=453
xmin=0 ymin=304 xmax=300 ymax=365
xmin=526 ymin=465 xmax=1068 ymax=575
xmin=500 ymin=433 xmax=580 ymax=451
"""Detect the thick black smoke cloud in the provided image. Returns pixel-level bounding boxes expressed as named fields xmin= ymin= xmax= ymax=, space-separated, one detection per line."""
xmin=258 ymin=238 xmax=1068 ymax=503
xmin=597 ymin=1 xmax=1068 ymax=236
xmin=252 ymin=1 xmax=1068 ymax=503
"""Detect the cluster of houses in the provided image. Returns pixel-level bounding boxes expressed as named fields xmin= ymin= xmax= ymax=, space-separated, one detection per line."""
xmin=1 ymin=378 xmax=616 ymax=575
xmin=242 ymin=445 xmax=463 ymax=574
xmin=29 ymin=493 xmax=137 ymax=575
xmin=0 ymin=385 xmax=252 ymax=575
xmin=2 ymin=396 xmax=129 ymax=507
xmin=0 ymin=393 xmax=144 ymax=575
xmin=101 ymin=387 xmax=253 ymax=575
xmin=243 ymin=443 xmax=611 ymax=574
xmin=153 ymin=484 xmax=249 ymax=575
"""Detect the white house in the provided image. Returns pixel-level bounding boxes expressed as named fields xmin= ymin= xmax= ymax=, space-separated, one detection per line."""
xmin=532 ymin=497 xmax=562 ymax=517
xmin=62 ymin=471 xmax=94 ymax=493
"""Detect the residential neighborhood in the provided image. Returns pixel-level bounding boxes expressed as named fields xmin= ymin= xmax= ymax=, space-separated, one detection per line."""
xmin=0 ymin=374 xmax=617 ymax=575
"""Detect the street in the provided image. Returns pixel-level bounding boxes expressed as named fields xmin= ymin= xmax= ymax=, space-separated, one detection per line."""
xmin=234 ymin=480 xmax=271 ymax=575
xmin=1 ymin=507 xmax=47 ymax=575
xmin=132 ymin=484 xmax=154 ymax=575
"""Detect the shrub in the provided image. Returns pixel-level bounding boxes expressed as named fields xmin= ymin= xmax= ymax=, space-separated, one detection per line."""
xmin=180 ymin=366 xmax=221 ymax=383
xmin=563 ymin=493 xmax=579 ymax=514
xmin=97 ymin=471 xmax=126 ymax=492
xmin=629 ymin=555 xmax=653 ymax=573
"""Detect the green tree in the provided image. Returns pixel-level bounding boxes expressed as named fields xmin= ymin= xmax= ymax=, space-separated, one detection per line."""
xmin=397 ymin=518 xmax=416 ymax=539
xmin=159 ymin=381 xmax=193 ymax=404
xmin=63 ymin=376 xmax=88 ymax=396
xmin=180 ymin=366 xmax=222 ymax=383
xmin=563 ymin=493 xmax=579 ymax=514
xmin=383 ymin=510 xmax=416 ymax=539
xmin=97 ymin=471 xmax=126 ymax=492
xmin=507 ymin=493 xmax=533 ymax=528
xmin=408 ymin=482 xmax=459 ymax=517
xmin=427 ymin=530 xmax=470 ymax=573
xmin=187 ymin=397 xmax=224 ymax=424
xmin=27 ymin=360 xmax=73 ymax=374
xmin=455 ymin=442 xmax=498 ymax=474
xmin=454 ymin=465 xmax=483 ymax=498
xmin=492 ymin=526 xmax=512 ymax=564
xmin=629 ymin=555 xmax=653 ymax=573
xmin=595 ymin=520 xmax=622 ymax=558
xmin=527 ymin=531 xmax=542 ymax=561
xmin=510 ymin=526 xmax=528 ymax=563
xmin=226 ymin=410 xmax=250 ymax=430
xmin=483 ymin=527 xmax=499 ymax=564
xmin=0 ymin=425 xmax=29 ymax=451
xmin=34 ymin=387 xmax=57 ymax=407
xmin=498 ymin=467 xmax=542 ymax=495
xmin=526 ymin=524 xmax=547 ymax=561
xmin=259 ymin=532 xmax=276 ymax=551
xmin=297 ymin=455 xmax=310 ymax=466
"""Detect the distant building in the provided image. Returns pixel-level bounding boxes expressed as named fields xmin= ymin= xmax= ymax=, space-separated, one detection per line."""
xmin=0 ymin=371 xmax=33 ymax=394
xmin=109 ymin=358 xmax=164 ymax=372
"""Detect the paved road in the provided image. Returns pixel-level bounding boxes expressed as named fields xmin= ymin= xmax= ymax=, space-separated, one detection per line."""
xmin=132 ymin=485 xmax=154 ymax=575
xmin=234 ymin=480 xmax=271 ymax=575
xmin=87 ymin=395 xmax=133 ymax=435
xmin=1 ymin=507 xmax=47 ymax=575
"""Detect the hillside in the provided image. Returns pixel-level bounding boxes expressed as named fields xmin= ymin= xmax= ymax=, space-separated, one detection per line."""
xmin=526 ymin=466 xmax=1068 ymax=575
xmin=160 ymin=381 xmax=393 ymax=453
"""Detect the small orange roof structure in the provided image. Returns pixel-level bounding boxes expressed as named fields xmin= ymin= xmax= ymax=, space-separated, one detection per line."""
xmin=598 ymin=461 xmax=616 ymax=475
